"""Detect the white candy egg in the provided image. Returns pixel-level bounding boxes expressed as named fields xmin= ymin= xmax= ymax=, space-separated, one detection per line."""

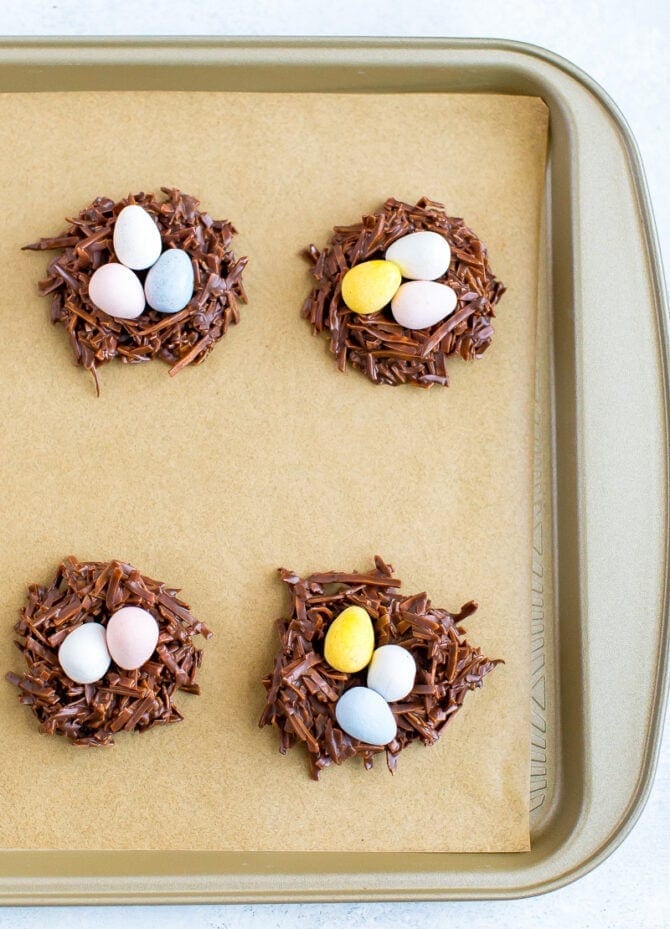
xmin=88 ymin=263 xmax=146 ymax=320
xmin=113 ymin=204 xmax=163 ymax=270
xmin=58 ymin=622 xmax=111 ymax=684
xmin=391 ymin=280 xmax=458 ymax=330
xmin=367 ymin=644 xmax=417 ymax=702
xmin=385 ymin=230 xmax=451 ymax=281
xmin=335 ymin=686 xmax=397 ymax=745
xmin=105 ymin=606 xmax=159 ymax=671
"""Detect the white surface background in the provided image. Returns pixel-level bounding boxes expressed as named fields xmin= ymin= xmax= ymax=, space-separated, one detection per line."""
xmin=1 ymin=2 xmax=668 ymax=927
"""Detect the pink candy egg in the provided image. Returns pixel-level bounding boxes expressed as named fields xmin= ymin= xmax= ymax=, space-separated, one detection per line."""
xmin=88 ymin=262 xmax=146 ymax=320
xmin=105 ymin=606 xmax=159 ymax=671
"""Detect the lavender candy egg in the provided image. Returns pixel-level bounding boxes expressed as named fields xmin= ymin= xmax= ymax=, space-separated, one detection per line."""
xmin=144 ymin=248 xmax=195 ymax=314
xmin=391 ymin=280 xmax=458 ymax=331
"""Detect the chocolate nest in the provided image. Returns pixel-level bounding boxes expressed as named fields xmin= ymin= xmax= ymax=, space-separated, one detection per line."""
xmin=23 ymin=187 xmax=248 ymax=394
xmin=301 ymin=197 xmax=505 ymax=387
xmin=5 ymin=556 xmax=212 ymax=746
xmin=259 ymin=556 xmax=501 ymax=779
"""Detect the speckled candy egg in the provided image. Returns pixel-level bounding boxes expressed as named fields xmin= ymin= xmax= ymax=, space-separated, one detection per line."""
xmin=144 ymin=248 xmax=195 ymax=314
xmin=367 ymin=644 xmax=417 ymax=702
xmin=105 ymin=606 xmax=160 ymax=671
xmin=335 ymin=686 xmax=397 ymax=745
xmin=113 ymin=204 xmax=163 ymax=271
xmin=88 ymin=262 xmax=146 ymax=320
xmin=58 ymin=622 xmax=111 ymax=685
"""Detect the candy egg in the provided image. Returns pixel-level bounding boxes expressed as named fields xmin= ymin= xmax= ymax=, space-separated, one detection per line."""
xmin=324 ymin=605 xmax=375 ymax=673
xmin=105 ymin=606 xmax=159 ymax=671
xmin=384 ymin=230 xmax=451 ymax=281
xmin=113 ymin=204 xmax=163 ymax=271
xmin=88 ymin=263 xmax=146 ymax=320
xmin=58 ymin=622 xmax=111 ymax=685
xmin=144 ymin=248 xmax=195 ymax=314
xmin=335 ymin=686 xmax=397 ymax=745
xmin=367 ymin=644 xmax=417 ymax=702
xmin=391 ymin=280 xmax=458 ymax=330
xmin=341 ymin=260 xmax=401 ymax=315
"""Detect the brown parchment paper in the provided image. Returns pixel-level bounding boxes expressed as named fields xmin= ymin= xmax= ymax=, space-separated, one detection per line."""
xmin=0 ymin=91 xmax=547 ymax=853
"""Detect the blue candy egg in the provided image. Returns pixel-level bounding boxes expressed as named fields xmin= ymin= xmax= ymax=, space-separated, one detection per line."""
xmin=144 ymin=248 xmax=194 ymax=314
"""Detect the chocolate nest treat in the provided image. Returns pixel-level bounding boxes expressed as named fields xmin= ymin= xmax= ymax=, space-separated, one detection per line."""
xmin=6 ymin=556 xmax=212 ymax=746
xmin=24 ymin=187 xmax=248 ymax=393
xmin=302 ymin=197 xmax=505 ymax=387
xmin=259 ymin=556 xmax=501 ymax=779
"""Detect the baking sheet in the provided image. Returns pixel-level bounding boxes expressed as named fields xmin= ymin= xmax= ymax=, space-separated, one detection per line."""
xmin=0 ymin=91 xmax=547 ymax=853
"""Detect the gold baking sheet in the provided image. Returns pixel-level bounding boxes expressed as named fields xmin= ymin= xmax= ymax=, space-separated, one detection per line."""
xmin=0 ymin=90 xmax=547 ymax=853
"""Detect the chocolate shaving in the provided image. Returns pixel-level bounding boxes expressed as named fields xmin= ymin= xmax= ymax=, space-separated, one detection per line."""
xmin=259 ymin=556 xmax=501 ymax=779
xmin=301 ymin=197 xmax=505 ymax=387
xmin=6 ymin=556 xmax=212 ymax=746
xmin=24 ymin=188 xmax=248 ymax=394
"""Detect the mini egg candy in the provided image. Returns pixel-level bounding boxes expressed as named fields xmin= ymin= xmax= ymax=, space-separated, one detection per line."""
xmin=88 ymin=262 xmax=146 ymax=320
xmin=335 ymin=686 xmax=397 ymax=745
xmin=105 ymin=606 xmax=160 ymax=671
xmin=367 ymin=644 xmax=417 ymax=702
xmin=384 ymin=230 xmax=451 ymax=281
xmin=341 ymin=260 xmax=401 ymax=316
xmin=58 ymin=622 xmax=111 ymax=685
xmin=323 ymin=605 xmax=374 ymax=673
xmin=113 ymin=204 xmax=163 ymax=271
xmin=391 ymin=280 xmax=458 ymax=330
xmin=144 ymin=248 xmax=195 ymax=314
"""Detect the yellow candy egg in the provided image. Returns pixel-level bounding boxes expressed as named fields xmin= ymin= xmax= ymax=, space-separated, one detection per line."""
xmin=341 ymin=260 xmax=402 ymax=315
xmin=324 ymin=606 xmax=375 ymax=673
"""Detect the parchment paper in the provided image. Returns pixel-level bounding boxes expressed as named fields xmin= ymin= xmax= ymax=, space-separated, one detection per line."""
xmin=0 ymin=91 xmax=547 ymax=852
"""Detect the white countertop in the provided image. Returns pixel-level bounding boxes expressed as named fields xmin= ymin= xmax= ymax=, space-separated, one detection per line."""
xmin=1 ymin=2 xmax=668 ymax=927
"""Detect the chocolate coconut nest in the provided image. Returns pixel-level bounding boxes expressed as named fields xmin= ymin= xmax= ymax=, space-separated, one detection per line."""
xmin=302 ymin=197 xmax=505 ymax=387
xmin=259 ymin=556 xmax=501 ymax=780
xmin=23 ymin=187 xmax=248 ymax=394
xmin=6 ymin=556 xmax=212 ymax=746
